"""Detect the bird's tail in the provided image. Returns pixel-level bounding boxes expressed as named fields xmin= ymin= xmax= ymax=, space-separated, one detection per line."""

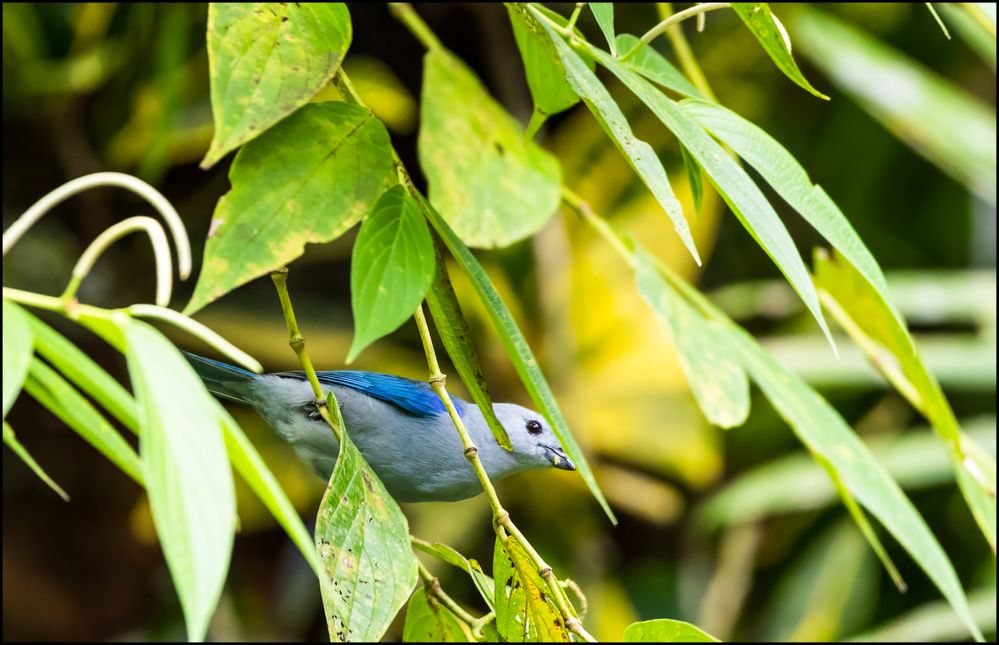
xmin=184 ymin=352 xmax=257 ymax=404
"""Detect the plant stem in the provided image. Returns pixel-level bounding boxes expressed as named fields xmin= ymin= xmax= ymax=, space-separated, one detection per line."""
xmin=561 ymin=187 xmax=634 ymax=263
xmin=565 ymin=3 xmax=586 ymax=34
xmin=656 ymin=3 xmax=719 ymax=101
xmin=415 ymin=559 xmax=481 ymax=627
xmin=388 ymin=3 xmax=443 ymax=52
xmin=619 ymin=2 xmax=730 ymax=62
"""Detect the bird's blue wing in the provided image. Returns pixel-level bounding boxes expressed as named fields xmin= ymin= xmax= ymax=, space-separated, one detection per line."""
xmin=277 ymin=370 xmax=464 ymax=418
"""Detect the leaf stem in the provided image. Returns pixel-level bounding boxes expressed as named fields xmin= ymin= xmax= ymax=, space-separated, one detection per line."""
xmin=415 ymin=558 xmax=481 ymax=627
xmin=619 ymin=2 xmax=731 ymax=63
xmin=655 ymin=3 xmax=719 ymax=101
xmin=389 ymin=3 xmax=443 ymax=52
xmin=565 ymin=3 xmax=586 ymax=34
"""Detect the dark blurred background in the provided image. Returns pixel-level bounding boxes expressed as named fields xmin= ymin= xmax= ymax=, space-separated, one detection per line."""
xmin=3 ymin=3 xmax=996 ymax=641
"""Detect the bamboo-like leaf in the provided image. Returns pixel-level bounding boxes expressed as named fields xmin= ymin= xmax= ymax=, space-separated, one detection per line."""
xmin=850 ymin=586 xmax=997 ymax=643
xmin=425 ymin=242 xmax=511 ymax=450
xmin=615 ymin=34 xmax=701 ymax=98
xmin=315 ymin=424 xmax=418 ymax=642
xmin=936 ymin=3 xmax=996 ymax=70
xmin=522 ymin=5 xmax=701 ymax=265
xmin=624 ymin=619 xmax=719 ymax=642
xmin=584 ymin=43 xmax=835 ymax=350
xmin=402 ymin=587 xmax=474 ymax=642
xmin=187 ymin=102 xmax=396 ymax=314
xmin=506 ymin=4 xmax=584 ymax=121
xmin=3 ymin=298 xmax=33 ymax=418
xmin=202 ymin=3 xmax=352 ymax=167
xmin=794 ymin=8 xmax=996 ymax=204
xmin=730 ymin=3 xmax=829 ymax=99
xmin=680 ymin=145 xmax=704 ymax=214
xmin=815 ymin=250 xmax=997 ymax=553
xmin=3 ymin=421 xmax=69 ymax=501
xmin=24 ymin=358 xmax=143 ymax=485
xmin=419 ymin=47 xmax=562 ymax=248
xmin=493 ymin=537 xmax=570 ymax=642
xmin=348 ymin=186 xmax=436 ymax=362
xmin=417 ymin=191 xmax=615 ymax=523
xmin=590 ymin=4 xmax=616 ymax=55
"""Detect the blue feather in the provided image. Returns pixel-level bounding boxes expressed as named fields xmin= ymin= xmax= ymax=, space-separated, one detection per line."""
xmin=276 ymin=370 xmax=465 ymax=418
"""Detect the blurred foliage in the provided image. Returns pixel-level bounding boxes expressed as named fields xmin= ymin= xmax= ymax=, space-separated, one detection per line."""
xmin=2 ymin=2 xmax=995 ymax=642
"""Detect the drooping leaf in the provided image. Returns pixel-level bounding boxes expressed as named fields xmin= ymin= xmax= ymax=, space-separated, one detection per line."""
xmin=187 ymin=101 xmax=396 ymax=314
xmin=402 ymin=587 xmax=474 ymax=642
xmin=316 ymin=424 xmax=418 ymax=642
xmin=680 ymin=145 xmax=704 ymax=214
xmin=3 ymin=298 xmax=33 ymax=418
xmin=794 ymin=8 xmax=996 ymax=204
xmin=123 ymin=318 xmax=237 ymax=642
xmin=418 ymin=48 xmax=561 ymax=248
xmin=348 ymin=186 xmax=435 ymax=362
xmin=590 ymin=4 xmax=616 ymax=55
xmin=615 ymin=34 xmax=701 ymax=98
xmin=681 ymin=97 xmax=904 ymax=330
xmin=3 ymin=421 xmax=69 ymax=501
xmin=506 ymin=4 xmax=583 ymax=119
xmin=524 ymin=5 xmax=701 ymax=265
xmin=815 ymin=250 xmax=997 ymax=552
xmin=624 ymin=619 xmax=719 ymax=642
xmin=417 ymin=192 xmax=614 ymax=523
xmin=425 ymin=242 xmax=511 ymax=449
xmin=585 ymin=43 xmax=835 ymax=349
xmin=634 ymin=248 xmax=749 ymax=428
xmin=202 ymin=3 xmax=352 ymax=167
xmin=936 ymin=3 xmax=996 ymax=70
xmin=850 ymin=586 xmax=997 ymax=643
xmin=493 ymin=537 xmax=570 ymax=642
xmin=730 ymin=3 xmax=829 ymax=99
xmin=24 ymin=358 xmax=143 ymax=485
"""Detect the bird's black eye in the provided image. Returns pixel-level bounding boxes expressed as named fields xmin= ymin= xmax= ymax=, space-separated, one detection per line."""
xmin=526 ymin=419 xmax=543 ymax=435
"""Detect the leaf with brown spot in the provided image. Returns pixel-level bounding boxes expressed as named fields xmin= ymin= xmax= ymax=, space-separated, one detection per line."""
xmin=402 ymin=587 xmax=474 ymax=642
xmin=493 ymin=537 xmax=569 ymax=642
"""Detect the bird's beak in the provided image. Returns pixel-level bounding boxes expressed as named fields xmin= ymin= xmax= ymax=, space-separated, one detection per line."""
xmin=543 ymin=445 xmax=575 ymax=471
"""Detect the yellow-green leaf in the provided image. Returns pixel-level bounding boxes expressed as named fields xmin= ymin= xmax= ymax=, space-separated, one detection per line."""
xmin=2 ymin=298 xmax=33 ymax=418
xmin=3 ymin=421 xmax=69 ymax=501
xmin=493 ymin=537 xmax=570 ymax=642
xmin=402 ymin=587 xmax=474 ymax=642
xmin=624 ymin=619 xmax=719 ymax=642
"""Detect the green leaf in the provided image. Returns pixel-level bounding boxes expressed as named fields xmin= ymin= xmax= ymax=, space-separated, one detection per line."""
xmin=815 ymin=250 xmax=997 ymax=553
xmin=794 ymin=8 xmax=996 ymax=204
xmin=425 ymin=243 xmax=511 ymax=450
xmin=624 ymin=619 xmax=719 ymax=642
xmin=680 ymin=97 xmax=904 ymax=331
xmin=24 ymin=311 xmax=139 ymax=431
xmin=418 ymin=48 xmax=561 ymax=248
xmin=402 ymin=587 xmax=474 ymax=642
xmin=730 ymin=3 xmax=829 ymax=100
xmin=24 ymin=358 xmax=144 ymax=486
xmin=411 ymin=539 xmax=496 ymax=610
xmin=3 ymin=298 xmax=33 ymax=418
xmin=493 ymin=537 xmax=570 ymax=642
xmin=679 ymin=146 xmax=703 ymax=215
xmin=634 ymin=248 xmax=749 ymax=428
xmin=348 ymin=186 xmax=436 ymax=362
xmin=124 ymin=318 xmax=237 ymax=642
xmin=615 ymin=34 xmax=701 ymax=99
xmin=936 ymin=3 xmax=996 ymax=71
xmin=525 ymin=6 xmax=701 ymax=265
xmin=316 ymin=424 xmax=418 ymax=642
xmin=584 ymin=43 xmax=835 ymax=350
xmin=419 ymin=194 xmax=615 ymax=523
xmin=590 ymin=4 xmax=616 ymax=55
xmin=202 ymin=3 xmax=352 ymax=167
xmin=3 ymin=421 xmax=69 ymax=501
xmin=849 ymin=586 xmax=997 ymax=643
xmin=187 ymin=101 xmax=396 ymax=314
xmin=506 ymin=5 xmax=582 ymax=119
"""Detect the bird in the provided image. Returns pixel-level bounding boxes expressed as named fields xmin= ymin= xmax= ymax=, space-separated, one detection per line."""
xmin=185 ymin=353 xmax=576 ymax=502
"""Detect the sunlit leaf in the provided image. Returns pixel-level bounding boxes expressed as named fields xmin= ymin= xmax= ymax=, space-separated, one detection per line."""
xmin=493 ymin=537 xmax=570 ymax=642
xmin=402 ymin=587 xmax=474 ymax=642
xmin=316 ymin=424 xmax=418 ymax=642
xmin=936 ymin=3 xmax=996 ymax=70
xmin=425 ymin=243 xmax=511 ymax=449
xmin=590 ymin=4 xmax=616 ymax=55
xmin=616 ymin=34 xmax=701 ymax=98
xmin=202 ymin=3 xmax=352 ymax=167
xmin=523 ymin=5 xmax=701 ymax=265
xmin=730 ymin=3 xmax=829 ymax=99
xmin=348 ymin=186 xmax=435 ymax=362
xmin=3 ymin=298 xmax=33 ymax=418
xmin=3 ymin=420 xmax=69 ymax=501
xmin=507 ymin=5 xmax=582 ymax=119
xmin=187 ymin=101 xmax=396 ymax=314
xmin=794 ymin=8 xmax=997 ymax=204
xmin=849 ymin=586 xmax=997 ymax=642
xmin=419 ymin=47 xmax=561 ymax=248
xmin=624 ymin=618 xmax=719 ymax=642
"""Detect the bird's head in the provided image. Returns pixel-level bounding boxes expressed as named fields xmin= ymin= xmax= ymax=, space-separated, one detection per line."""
xmin=492 ymin=403 xmax=575 ymax=471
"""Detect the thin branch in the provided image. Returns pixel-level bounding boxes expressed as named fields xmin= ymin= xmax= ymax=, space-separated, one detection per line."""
xmin=656 ymin=3 xmax=719 ymax=101
xmin=566 ymin=3 xmax=586 ymax=34
xmin=416 ymin=559 xmax=481 ymax=627
xmin=619 ymin=3 xmax=730 ymax=62
xmin=388 ymin=3 xmax=443 ymax=52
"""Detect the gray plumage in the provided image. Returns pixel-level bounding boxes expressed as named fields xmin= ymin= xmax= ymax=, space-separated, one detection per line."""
xmin=186 ymin=354 xmax=575 ymax=502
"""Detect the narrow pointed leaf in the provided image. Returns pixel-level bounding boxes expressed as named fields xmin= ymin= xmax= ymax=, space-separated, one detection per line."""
xmin=624 ymin=619 xmax=719 ymax=642
xmin=590 ymin=4 xmax=616 ymax=55
xmin=616 ymin=34 xmax=701 ymax=98
xmin=187 ymin=102 xmax=396 ymax=314
xmin=3 ymin=298 xmax=33 ymax=418
xmin=315 ymin=425 xmax=418 ymax=642
xmin=680 ymin=145 xmax=704 ymax=215
xmin=202 ymin=3 xmax=352 ymax=167
xmin=402 ymin=587 xmax=474 ymax=642
xmin=3 ymin=421 xmax=69 ymax=501
xmin=425 ymin=242 xmax=511 ymax=449
xmin=493 ymin=538 xmax=570 ymax=642
xmin=419 ymin=48 xmax=561 ymax=248
xmin=730 ymin=3 xmax=829 ymax=99
xmin=507 ymin=5 xmax=583 ymax=118
xmin=348 ymin=186 xmax=436 ymax=362
xmin=524 ymin=5 xmax=701 ymax=265
xmin=936 ymin=3 xmax=996 ymax=70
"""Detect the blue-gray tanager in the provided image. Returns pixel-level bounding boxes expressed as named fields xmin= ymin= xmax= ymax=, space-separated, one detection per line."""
xmin=186 ymin=354 xmax=575 ymax=502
